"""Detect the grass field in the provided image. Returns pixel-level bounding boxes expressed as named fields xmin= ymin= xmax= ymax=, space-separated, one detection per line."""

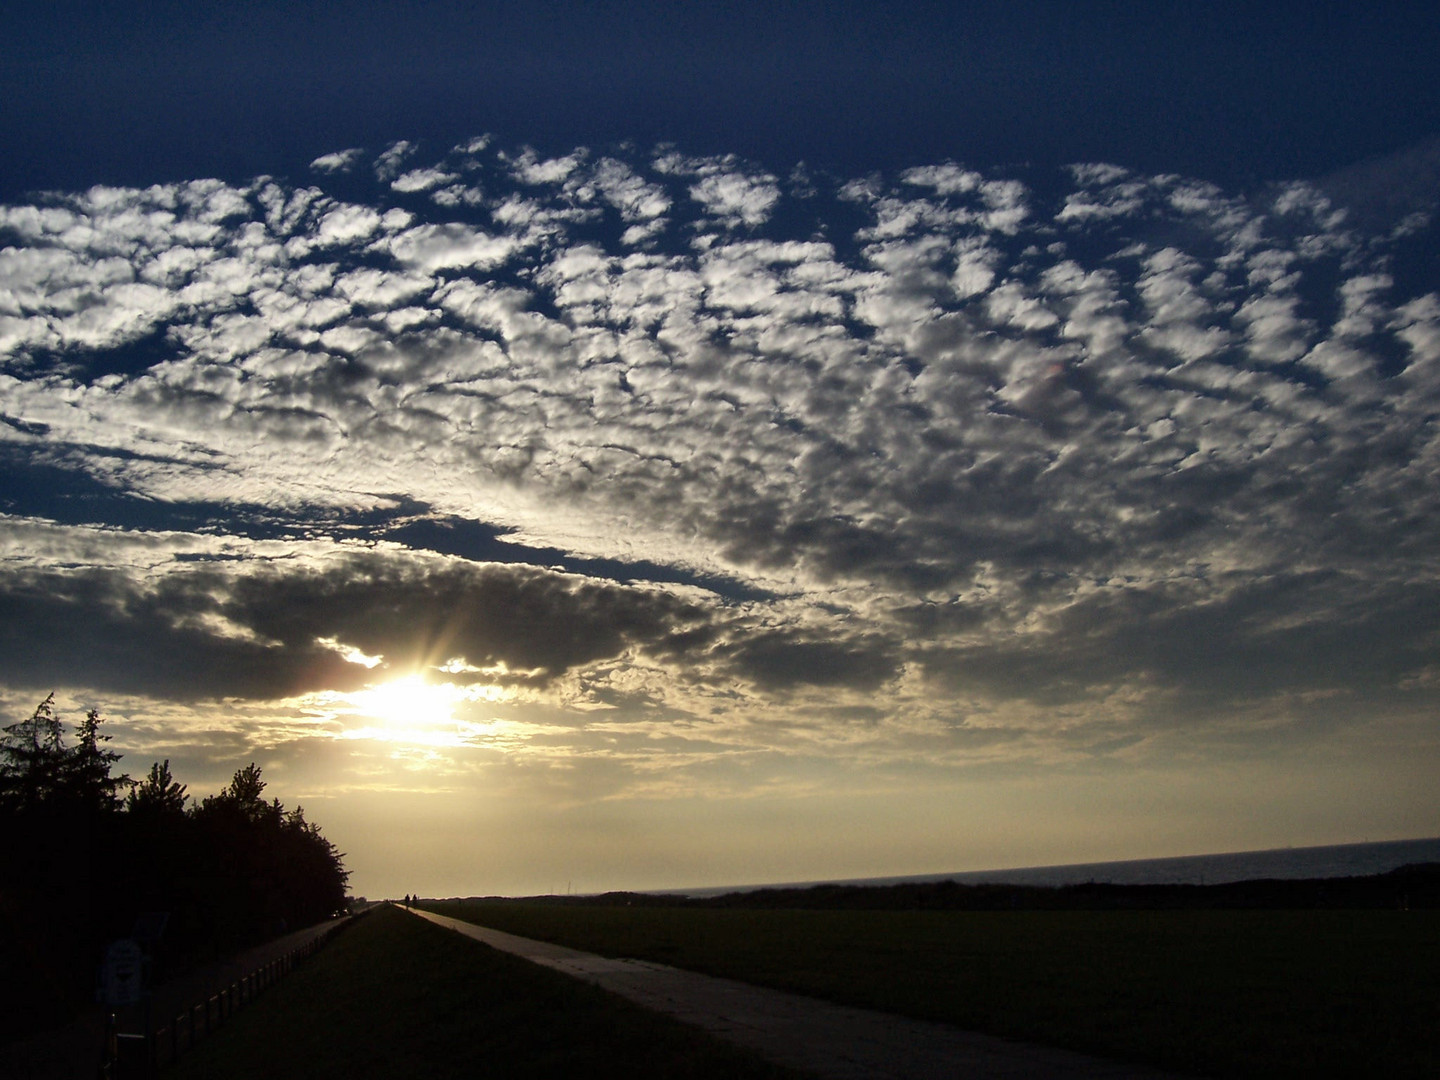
xmin=163 ymin=905 xmax=808 ymax=1079
xmin=424 ymin=901 xmax=1440 ymax=1079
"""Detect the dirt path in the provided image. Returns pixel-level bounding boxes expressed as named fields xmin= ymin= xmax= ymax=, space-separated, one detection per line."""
xmin=408 ymin=907 xmax=1180 ymax=1080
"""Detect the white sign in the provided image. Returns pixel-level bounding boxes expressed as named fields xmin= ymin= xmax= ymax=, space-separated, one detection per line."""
xmin=102 ymin=939 xmax=144 ymax=1006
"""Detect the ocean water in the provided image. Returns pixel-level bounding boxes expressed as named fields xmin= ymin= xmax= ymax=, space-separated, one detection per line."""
xmin=676 ymin=837 xmax=1440 ymax=897
xmin=929 ymin=836 xmax=1440 ymax=889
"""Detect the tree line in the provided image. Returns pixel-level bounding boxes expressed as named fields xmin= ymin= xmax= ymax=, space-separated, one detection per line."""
xmin=0 ymin=694 xmax=349 ymax=1038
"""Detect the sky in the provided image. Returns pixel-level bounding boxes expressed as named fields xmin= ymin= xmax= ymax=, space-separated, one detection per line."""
xmin=3 ymin=2 xmax=1439 ymax=899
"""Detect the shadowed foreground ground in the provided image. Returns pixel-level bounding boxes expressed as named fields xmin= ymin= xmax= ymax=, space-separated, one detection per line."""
xmin=164 ymin=905 xmax=806 ymax=1080
xmin=423 ymin=900 xmax=1440 ymax=1078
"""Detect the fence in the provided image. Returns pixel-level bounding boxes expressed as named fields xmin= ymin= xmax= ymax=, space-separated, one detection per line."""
xmin=105 ymin=913 xmax=360 ymax=1078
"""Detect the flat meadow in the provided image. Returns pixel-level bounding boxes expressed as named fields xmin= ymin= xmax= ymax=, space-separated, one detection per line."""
xmin=423 ymin=900 xmax=1440 ymax=1078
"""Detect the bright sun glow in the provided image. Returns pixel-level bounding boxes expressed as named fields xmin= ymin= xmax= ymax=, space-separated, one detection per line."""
xmin=361 ymin=675 xmax=453 ymax=728
xmin=314 ymin=671 xmax=518 ymax=750
xmin=345 ymin=674 xmax=460 ymax=744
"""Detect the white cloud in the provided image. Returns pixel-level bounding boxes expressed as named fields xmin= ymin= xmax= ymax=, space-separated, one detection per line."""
xmin=310 ymin=148 xmax=365 ymax=173
xmin=1235 ymin=291 xmax=1310 ymax=364
xmin=334 ymin=267 xmax=433 ymax=309
xmin=1394 ymin=294 xmax=1440 ymax=364
xmin=452 ymin=135 xmax=493 ymax=156
xmin=373 ymin=141 xmax=416 ymax=181
xmin=392 ymin=167 xmax=460 ymax=194
xmin=386 ymin=223 xmax=520 ymax=272
xmin=978 ymin=179 xmax=1030 ymax=233
xmin=902 ymin=163 xmax=982 ymax=196
xmin=686 ymin=167 xmax=780 ymax=227
xmin=510 ymin=150 xmax=587 ymax=186
xmin=313 ymin=205 xmax=386 ymax=247
xmin=430 ymin=184 xmax=487 ymax=209
xmin=590 ymin=158 xmax=670 ymax=222
xmin=985 ymin=282 xmax=1059 ymax=331
xmin=951 ymin=238 xmax=999 ymax=298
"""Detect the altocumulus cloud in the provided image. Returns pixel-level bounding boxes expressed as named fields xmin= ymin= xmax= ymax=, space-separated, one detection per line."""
xmin=2 ymin=137 xmax=1439 ymax=776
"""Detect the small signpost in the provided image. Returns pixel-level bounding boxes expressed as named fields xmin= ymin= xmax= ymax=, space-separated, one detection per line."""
xmin=98 ymin=914 xmax=168 ymax=1078
xmin=102 ymin=939 xmax=145 ymax=1007
xmin=100 ymin=938 xmax=150 ymax=1078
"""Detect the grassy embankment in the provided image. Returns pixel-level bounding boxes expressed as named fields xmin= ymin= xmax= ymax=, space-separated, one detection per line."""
xmin=164 ymin=904 xmax=807 ymax=1080
xmin=424 ymin=900 xmax=1440 ymax=1079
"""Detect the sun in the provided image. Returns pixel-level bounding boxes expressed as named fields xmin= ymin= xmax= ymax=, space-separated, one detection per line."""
xmin=328 ymin=669 xmax=515 ymax=749
xmin=352 ymin=674 xmax=456 ymax=735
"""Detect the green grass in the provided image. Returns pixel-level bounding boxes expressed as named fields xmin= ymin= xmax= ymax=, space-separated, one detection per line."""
xmin=163 ymin=905 xmax=809 ymax=1080
xmin=424 ymin=901 xmax=1440 ymax=1079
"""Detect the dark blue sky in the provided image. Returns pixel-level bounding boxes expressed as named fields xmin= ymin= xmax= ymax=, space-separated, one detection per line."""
xmin=5 ymin=1 xmax=1438 ymax=200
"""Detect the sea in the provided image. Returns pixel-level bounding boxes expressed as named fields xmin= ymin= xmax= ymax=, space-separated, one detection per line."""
xmin=672 ymin=836 xmax=1440 ymax=898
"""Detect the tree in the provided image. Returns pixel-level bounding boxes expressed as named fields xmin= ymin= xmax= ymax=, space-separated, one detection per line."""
xmin=0 ymin=697 xmax=134 ymax=1033
xmin=191 ymin=762 xmax=349 ymax=936
xmin=201 ymin=762 xmax=277 ymax=824
xmin=0 ymin=693 xmax=67 ymax=810
xmin=68 ymin=707 xmax=129 ymax=812
xmin=227 ymin=762 xmax=265 ymax=806
xmin=126 ymin=759 xmax=188 ymax=816
xmin=0 ymin=694 xmax=128 ymax=813
xmin=1 ymin=698 xmax=350 ymax=1035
